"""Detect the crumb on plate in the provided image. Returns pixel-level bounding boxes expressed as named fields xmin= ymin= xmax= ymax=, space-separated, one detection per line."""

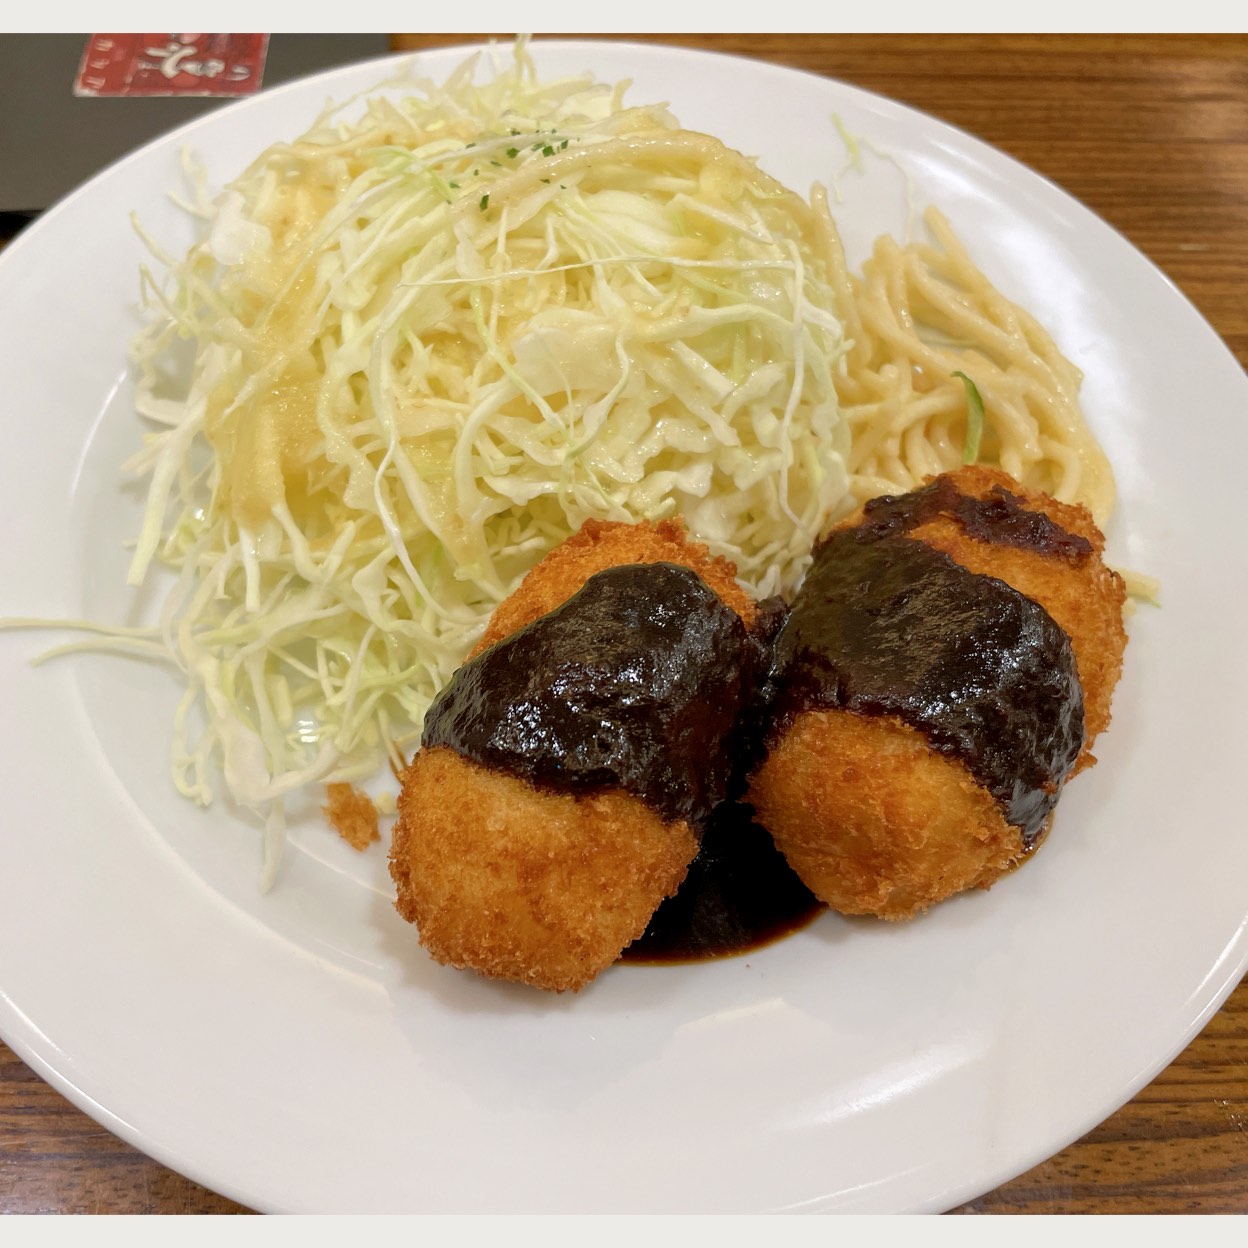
xmin=323 ymin=782 xmax=380 ymax=851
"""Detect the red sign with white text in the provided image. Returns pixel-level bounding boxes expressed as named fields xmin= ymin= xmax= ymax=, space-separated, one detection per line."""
xmin=74 ymin=34 xmax=269 ymax=98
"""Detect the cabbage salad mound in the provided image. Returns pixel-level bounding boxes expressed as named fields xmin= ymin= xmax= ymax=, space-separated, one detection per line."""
xmin=126 ymin=44 xmax=852 ymax=878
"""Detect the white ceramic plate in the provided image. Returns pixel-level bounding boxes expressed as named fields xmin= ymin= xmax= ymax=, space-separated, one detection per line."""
xmin=1 ymin=40 xmax=1245 ymax=1215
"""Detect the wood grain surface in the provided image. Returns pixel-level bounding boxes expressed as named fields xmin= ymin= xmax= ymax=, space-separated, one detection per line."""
xmin=1 ymin=32 xmax=1245 ymax=1216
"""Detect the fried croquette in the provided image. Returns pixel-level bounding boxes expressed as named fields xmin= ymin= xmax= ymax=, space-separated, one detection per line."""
xmin=748 ymin=474 xmax=1094 ymax=921
xmin=749 ymin=711 xmax=1024 ymax=921
xmin=391 ymin=526 xmax=763 ymax=991
xmin=472 ymin=516 xmax=756 ymax=655
xmin=391 ymin=748 xmax=698 ymax=992
xmin=837 ymin=465 xmax=1126 ymax=766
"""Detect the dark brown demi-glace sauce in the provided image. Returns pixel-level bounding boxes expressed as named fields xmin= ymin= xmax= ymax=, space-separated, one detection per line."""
xmin=769 ymin=529 xmax=1085 ymax=845
xmin=421 ymin=562 xmax=758 ymax=828
xmin=859 ymin=474 xmax=1094 ymax=560
xmin=622 ymin=800 xmax=823 ymax=964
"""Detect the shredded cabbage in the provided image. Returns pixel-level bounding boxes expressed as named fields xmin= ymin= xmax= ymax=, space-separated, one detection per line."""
xmin=122 ymin=44 xmax=851 ymax=883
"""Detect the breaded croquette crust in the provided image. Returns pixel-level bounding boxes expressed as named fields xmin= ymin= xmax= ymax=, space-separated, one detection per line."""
xmin=748 ymin=710 xmax=1025 ymax=921
xmin=390 ymin=747 xmax=698 ymax=992
xmin=835 ymin=466 xmax=1126 ymax=767
xmin=472 ymin=517 xmax=756 ymax=655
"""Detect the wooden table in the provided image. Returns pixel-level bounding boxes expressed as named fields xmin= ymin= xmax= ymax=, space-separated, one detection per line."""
xmin=2 ymin=33 xmax=1246 ymax=1215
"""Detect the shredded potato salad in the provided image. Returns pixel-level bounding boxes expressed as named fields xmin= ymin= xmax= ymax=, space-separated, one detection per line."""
xmin=124 ymin=47 xmax=852 ymax=880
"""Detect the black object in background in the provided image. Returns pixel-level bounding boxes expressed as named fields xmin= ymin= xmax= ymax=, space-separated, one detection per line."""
xmin=0 ymin=33 xmax=392 ymax=214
